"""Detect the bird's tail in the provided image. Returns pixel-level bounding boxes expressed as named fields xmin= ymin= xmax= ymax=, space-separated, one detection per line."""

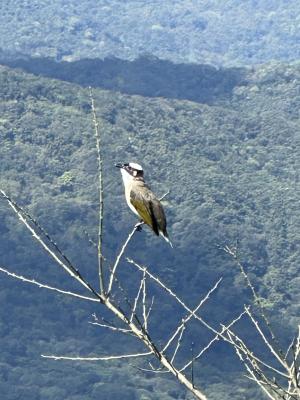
xmin=160 ymin=230 xmax=173 ymax=248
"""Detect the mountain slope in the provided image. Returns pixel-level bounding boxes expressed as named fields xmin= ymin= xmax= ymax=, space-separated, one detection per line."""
xmin=0 ymin=62 xmax=299 ymax=399
xmin=1 ymin=0 xmax=300 ymax=66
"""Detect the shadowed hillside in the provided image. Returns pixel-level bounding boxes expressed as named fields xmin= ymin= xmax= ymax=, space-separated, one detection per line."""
xmin=1 ymin=55 xmax=246 ymax=104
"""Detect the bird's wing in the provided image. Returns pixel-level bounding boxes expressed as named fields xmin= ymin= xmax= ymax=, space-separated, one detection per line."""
xmin=130 ymin=187 xmax=160 ymax=235
xmin=150 ymin=197 xmax=167 ymax=233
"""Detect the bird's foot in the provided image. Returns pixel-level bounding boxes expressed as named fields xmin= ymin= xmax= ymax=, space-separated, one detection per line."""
xmin=135 ymin=221 xmax=144 ymax=232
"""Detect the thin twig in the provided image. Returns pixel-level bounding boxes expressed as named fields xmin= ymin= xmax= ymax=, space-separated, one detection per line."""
xmin=130 ymin=274 xmax=145 ymax=323
xmin=142 ymin=270 xmax=148 ymax=331
xmin=0 ymin=266 xmax=100 ymax=302
xmin=285 ymin=335 xmax=297 ymax=361
xmin=289 ymin=328 xmax=300 ymax=397
xmin=107 ymin=263 xmax=145 ymax=330
xmin=127 ymin=258 xmax=227 ymax=339
xmin=290 ymin=346 xmax=300 ymax=396
xmin=245 ymin=306 xmax=289 ymax=370
xmin=130 ymin=364 xmax=170 ymax=374
xmin=225 ymin=324 xmax=289 ymax=379
xmin=180 ymin=310 xmax=246 ymax=372
xmin=231 ymin=334 xmax=277 ymax=400
xmin=146 ymin=296 xmax=155 ymax=321
xmin=102 ymin=297 xmax=208 ymax=400
xmin=89 ymin=88 xmax=105 ymax=295
xmin=41 ymin=351 xmax=152 ymax=361
xmin=89 ymin=321 xmax=132 ymax=334
xmin=163 ymin=277 xmax=222 ymax=353
xmin=191 ymin=342 xmax=195 ymax=388
xmin=227 ymin=329 xmax=290 ymax=400
xmin=246 ymin=375 xmax=298 ymax=400
xmin=127 ymin=259 xmax=258 ymax=380
xmin=107 ymin=222 xmax=143 ymax=294
xmin=159 ymin=191 xmax=170 ymax=201
xmin=170 ymin=323 xmax=185 ymax=364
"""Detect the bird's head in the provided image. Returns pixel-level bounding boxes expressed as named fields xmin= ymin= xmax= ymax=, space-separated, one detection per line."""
xmin=115 ymin=162 xmax=144 ymax=182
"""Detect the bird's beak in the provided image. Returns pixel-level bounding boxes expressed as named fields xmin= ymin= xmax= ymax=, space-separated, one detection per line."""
xmin=115 ymin=163 xmax=124 ymax=169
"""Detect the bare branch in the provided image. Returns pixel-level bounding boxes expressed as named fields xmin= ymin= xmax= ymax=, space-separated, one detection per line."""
xmin=246 ymin=375 xmax=298 ymax=400
xmin=127 ymin=258 xmax=226 ymax=339
xmin=103 ymin=297 xmax=208 ymax=400
xmin=245 ymin=306 xmax=288 ymax=370
xmin=163 ymin=277 xmax=222 ymax=353
xmin=129 ymin=254 xmax=287 ymax=390
xmin=289 ymin=327 xmax=300 ymax=397
xmin=285 ymin=335 xmax=297 ymax=361
xmin=41 ymin=351 xmax=152 ymax=361
xmin=234 ymin=343 xmax=277 ymax=400
xmin=180 ymin=310 xmax=246 ymax=373
xmin=89 ymin=88 xmax=105 ymax=295
xmin=159 ymin=191 xmax=170 ymax=201
xmin=226 ymin=329 xmax=288 ymax=400
xmin=130 ymin=364 xmax=170 ymax=374
xmin=127 ymin=258 xmax=193 ymax=310
xmin=89 ymin=321 xmax=132 ymax=334
xmin=0 ymin=266 xmax=100 ymax=302
xmin=142 ymin=269 xmax=148 ymax=331
xmin=191 ymin=341 xmax=195 ymax=388
xmin=146 ymin=296 xmax=155 ymax=321
xmin=225 ymin=325 xmax=289 ymax=379
xmin=295 ymin=325 xmax=300 ymax=360
xmin=107 ymin=223 xmax=143 ymax=294
xmin=0 ymin=190 xmax=102 ymax=301
xmin=170 ymin=323 xmax=186 ymax=364
xmin=130 ymin=274 xmax=145 ymax=323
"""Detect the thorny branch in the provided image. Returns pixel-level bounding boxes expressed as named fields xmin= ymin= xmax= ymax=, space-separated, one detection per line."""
xmin=107 ymin=222 xmax=143 ymax=295
xmin=162 ymin=277 xmax=223 ymax=353
xmin=0 ymin=266 xmax=100 ymax=302
xmin=89 ymin=88 xmax=105 ymax=295
xmin=41 ymin=351 xmax=152 ymax=361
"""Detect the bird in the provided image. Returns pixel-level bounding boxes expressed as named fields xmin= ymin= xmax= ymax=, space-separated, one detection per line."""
xmin=116 ymin=162 xmax=172 ymax=247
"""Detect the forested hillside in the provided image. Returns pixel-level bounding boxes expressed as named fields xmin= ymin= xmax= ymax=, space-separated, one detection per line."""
xmin=0 ymin=61 xmax=299 ymax=399
xmin=1 ymin=0 xmax=300 ymax=66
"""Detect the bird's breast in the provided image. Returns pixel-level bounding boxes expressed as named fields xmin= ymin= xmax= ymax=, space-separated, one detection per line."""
xmin=125 ymin=184 xmax=139 ymax=216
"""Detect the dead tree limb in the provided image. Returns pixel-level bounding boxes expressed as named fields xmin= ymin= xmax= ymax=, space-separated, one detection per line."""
xmin=89 ymin=88 xmax=105 ymax=295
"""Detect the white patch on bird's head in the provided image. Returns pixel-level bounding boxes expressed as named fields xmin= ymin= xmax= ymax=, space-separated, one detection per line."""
xmin=128 ymin=162 xmax=143 ymax=171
